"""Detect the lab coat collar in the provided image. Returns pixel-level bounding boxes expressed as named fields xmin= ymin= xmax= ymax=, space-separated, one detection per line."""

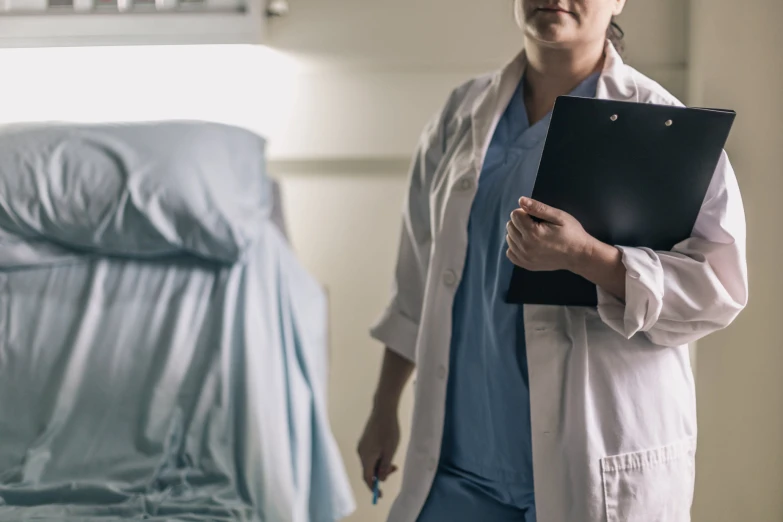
xmin=469 ymin=40 xmax=637 ymax=173
xmin=596 ymin=41 xmax=640 ymax=103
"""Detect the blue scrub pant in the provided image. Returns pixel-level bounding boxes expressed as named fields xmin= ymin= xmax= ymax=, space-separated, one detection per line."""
xmin=417 ymin=466 xmax=536 ymax=522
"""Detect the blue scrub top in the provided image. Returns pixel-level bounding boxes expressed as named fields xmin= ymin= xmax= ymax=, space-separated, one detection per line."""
xmin=439 ymin=72 xmax=600 ymax=512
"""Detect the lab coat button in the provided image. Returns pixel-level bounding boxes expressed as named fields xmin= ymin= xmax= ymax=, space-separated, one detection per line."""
xmin=443 ymin=270 xmax=457 ymax=287
xmin=428 ymin=458 xmax=437 ymax=471
xmin=437 ymin=365 xmax=447 ymax=379
xmin=457 ymin=178 xmax=474 ymax=191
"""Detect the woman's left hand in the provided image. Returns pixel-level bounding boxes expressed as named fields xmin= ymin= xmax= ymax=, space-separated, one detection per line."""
xmin=506 ymin=197 xmax=594 ymax=272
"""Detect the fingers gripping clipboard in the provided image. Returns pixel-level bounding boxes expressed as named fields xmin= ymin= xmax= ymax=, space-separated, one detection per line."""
xmin=506 ymin=96 xmax=736 ymax=307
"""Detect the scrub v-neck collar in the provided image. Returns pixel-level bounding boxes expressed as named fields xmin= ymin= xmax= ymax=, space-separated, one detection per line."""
xmin=511 ymin=71 xmax=601 ymax=150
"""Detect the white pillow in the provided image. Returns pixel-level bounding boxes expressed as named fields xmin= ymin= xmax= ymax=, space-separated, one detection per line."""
xmin=0 ymin=121 xmax=269 ymax=263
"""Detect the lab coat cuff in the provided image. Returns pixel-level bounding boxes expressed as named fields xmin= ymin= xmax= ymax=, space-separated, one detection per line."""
xmin=370 ymin=307 xmax=418 ymax=363
xmin=597 ymin=246 xmax=664 ymax=338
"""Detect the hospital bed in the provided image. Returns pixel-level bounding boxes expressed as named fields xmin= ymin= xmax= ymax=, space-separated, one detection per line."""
xmin=0 ymin=121 xmax=354 ymax=521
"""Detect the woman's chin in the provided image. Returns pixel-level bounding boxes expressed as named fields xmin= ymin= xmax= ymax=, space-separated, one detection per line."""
xmin=525 ymin=26 xmax=582 ymax=49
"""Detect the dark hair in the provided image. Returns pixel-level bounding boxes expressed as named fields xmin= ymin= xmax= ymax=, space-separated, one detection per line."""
xmin=607 ymin=18 xmax=625 ymax=53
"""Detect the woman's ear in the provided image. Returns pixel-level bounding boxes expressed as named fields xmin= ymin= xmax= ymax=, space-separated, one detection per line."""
xmin=613 ymin=0 xmax=627 ymax=16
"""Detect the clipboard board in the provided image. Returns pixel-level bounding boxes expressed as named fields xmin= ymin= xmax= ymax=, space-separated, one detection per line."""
xmin=506 ymin=96 xmax=736 ymax=307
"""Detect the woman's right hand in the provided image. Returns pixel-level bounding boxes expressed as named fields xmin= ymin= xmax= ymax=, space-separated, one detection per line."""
xmin=357 ymin=403 xmax=401 ymax=497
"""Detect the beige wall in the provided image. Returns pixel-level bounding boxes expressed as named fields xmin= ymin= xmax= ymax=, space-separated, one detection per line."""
xmin=689 ymin=1 xmax=783 ymax=521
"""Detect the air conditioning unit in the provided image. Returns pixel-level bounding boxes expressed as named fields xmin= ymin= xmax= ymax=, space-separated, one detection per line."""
xmin=0 ymin=0 xmax=281 ymax=47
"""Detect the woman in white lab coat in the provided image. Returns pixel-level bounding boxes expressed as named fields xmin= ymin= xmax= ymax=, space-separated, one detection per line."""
xmin=358 ymin=1 xmax=748 ymax=521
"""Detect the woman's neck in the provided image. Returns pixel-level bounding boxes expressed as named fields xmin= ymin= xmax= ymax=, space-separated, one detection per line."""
xmin=523 ymin=37 xmax=606 ymax=125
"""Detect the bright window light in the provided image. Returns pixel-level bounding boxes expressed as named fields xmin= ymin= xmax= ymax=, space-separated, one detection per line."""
xmin=0 ymin=44 xmax=302 ymax=151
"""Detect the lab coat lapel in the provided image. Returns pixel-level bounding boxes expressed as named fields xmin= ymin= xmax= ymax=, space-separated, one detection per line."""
xmin=596 ymin=41 xmax=639 ymax=102
xmin=469 ymin=51 xmax=526 ymax=176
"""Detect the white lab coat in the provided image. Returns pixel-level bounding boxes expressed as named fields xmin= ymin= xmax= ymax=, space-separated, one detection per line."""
xmin=370 ymin=42 xmax=748 ymax=522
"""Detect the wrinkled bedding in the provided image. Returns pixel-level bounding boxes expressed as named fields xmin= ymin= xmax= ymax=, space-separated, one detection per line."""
xmin=0 ymin=122 xmax=355 ymax=521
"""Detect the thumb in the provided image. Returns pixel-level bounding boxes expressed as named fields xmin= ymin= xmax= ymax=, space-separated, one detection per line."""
xmin=382 ymin=464 xmax=399 ymax=481
xmin=519 ymin=197 xmax=564 ymax=225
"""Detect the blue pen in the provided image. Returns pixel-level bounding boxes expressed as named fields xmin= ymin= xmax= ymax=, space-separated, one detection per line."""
xmin=372 ymin=461 xmax=381 ymax=505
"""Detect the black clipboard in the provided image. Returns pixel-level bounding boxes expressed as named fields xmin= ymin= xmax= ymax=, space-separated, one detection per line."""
xmin=506 ymin=96 xmax=736 ymax=307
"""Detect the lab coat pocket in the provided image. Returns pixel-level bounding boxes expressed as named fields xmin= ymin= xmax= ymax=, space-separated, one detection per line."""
xmin=601 ymin=437 xmax=696 ymax=522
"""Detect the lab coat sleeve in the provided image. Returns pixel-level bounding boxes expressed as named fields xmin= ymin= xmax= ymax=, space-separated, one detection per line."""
xmin=369 ymin=109 xmax=448 ymax=363
xmin=597 ymin=152 xmax=749 ymax=346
